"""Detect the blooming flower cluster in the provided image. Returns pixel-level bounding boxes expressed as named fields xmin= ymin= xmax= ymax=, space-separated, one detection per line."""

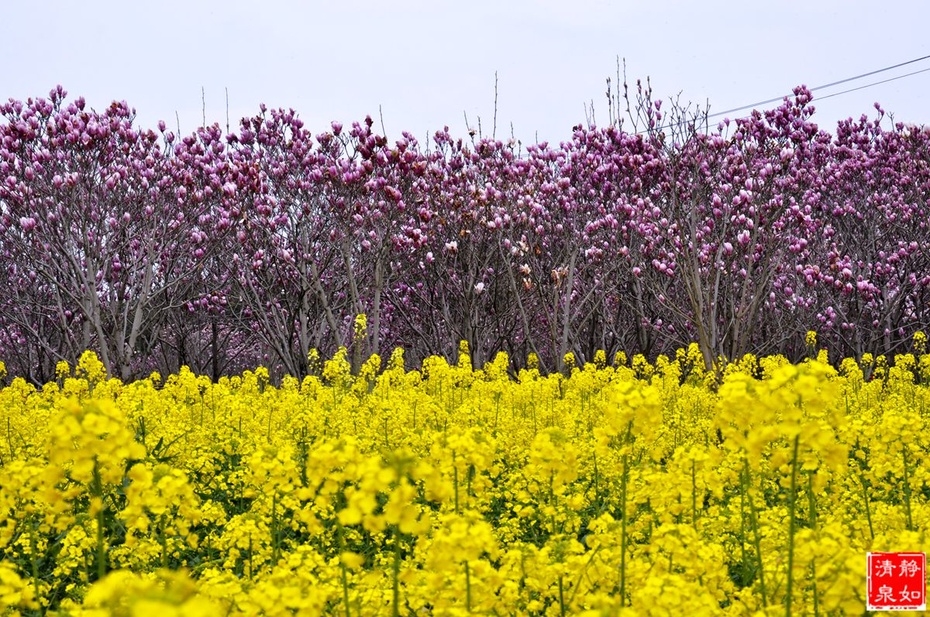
xmin=0 ymin=340 xmax=927 ymax=614
xmin=2 ymin=87 xmax=929 ymax=382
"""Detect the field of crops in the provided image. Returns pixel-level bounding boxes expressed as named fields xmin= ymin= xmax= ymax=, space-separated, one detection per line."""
xmin=0 ymin=336 xmax=928 ymax=615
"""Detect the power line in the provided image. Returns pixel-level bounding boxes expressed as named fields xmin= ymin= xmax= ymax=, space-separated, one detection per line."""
xmin=814 ymin=66 xmax=930 ymax=102
xmin=707 ymin=53 xmax=930 ymax=119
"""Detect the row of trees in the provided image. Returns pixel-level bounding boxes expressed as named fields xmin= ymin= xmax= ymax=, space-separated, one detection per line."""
xmin=1 ymin=84 xmax=928 ymax=382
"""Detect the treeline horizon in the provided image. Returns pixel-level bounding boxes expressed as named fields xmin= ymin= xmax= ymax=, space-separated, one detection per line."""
xmin=1 ymin=84 xmax=928 ymax=383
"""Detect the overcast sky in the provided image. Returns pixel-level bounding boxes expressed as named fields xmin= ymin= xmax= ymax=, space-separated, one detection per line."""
xmin=3 ymin=0 xmax=929 ymax=146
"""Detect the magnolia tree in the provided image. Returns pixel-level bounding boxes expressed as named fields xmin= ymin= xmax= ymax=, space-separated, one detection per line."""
xmin=614 ymin=85 xmax=833 ymax=369
xmin=223 ymin=110 xmax=428 ymax=375
xmin=0 ymin=88 xmax=217 ymax=380
xmin=388 ymin=131 xmax=527 ymax=368
xmin=151 ymin=121 xmax=249 ymax=379
xmin=1 ymin=85 xmax=928 ymax=381
xmin=222 ymin=107 xmax=347 ymax=377
xmin=797 ymin=111 xmax=930 ymax=357
xmin=540 ymin=126 xmax=674 ymax=366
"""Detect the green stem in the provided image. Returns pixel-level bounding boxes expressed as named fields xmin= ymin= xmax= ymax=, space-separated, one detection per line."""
xmin=902 ymin=445 xmax=914 ymax=531
xmin=392 ymin=535 xmax=401 ymax=617
xmin=7 ymin=417 xmax=14 ymax=461
xmin=691 ymin=458 xmax=698 ymax=529
xmin=806 ymin=474 xmax=817 ymax=531
xmin=298 ymin=427 xmax=308 ymax=487
xmin=338 ymin=523 xmax=351 ymax=617
xmin=592 ymin=452 xmax=600 ymax=509
xmin=493 ymin=392 xmax=501 ymax=437
xmin=807 ymin=474 xmax=820 ymax=617
xmin=271 ymin=493 xmax=280 ymax=564
xmin=742 ymin=461 xmax=768 ymax=607
xmin=453 ymin=456 xmax=460 ymax=515
xmin=739 ymin=482 xmax=748 ymax=580
xmin=785 ymin=435 xmax=800 ymax=617
xmin=858 ymin=472 xmax=874 ymax=540
xmin=567 ymin=546 xmax=602 ymax=607
xmin=465 ymin=560 xmax=472 ymax=613
xmin=30 ymin=517 xmax=40 ymax=605
xmin=96 ymin=502 xmax=106 ymax=580
xmin=810 ymin=560 xmax=820 ymax=617
xmin=247 ymin=534 xmax=253 ymax=580
xmin=158 ymin=518 xmax=168 ymax=568
xmin=341 ymin=561 xmax=351 ymax=617
xmin=92 ymin=461 xmax=106 ymax=581
xmin=619 ymin=422 xmax=632 ymax=607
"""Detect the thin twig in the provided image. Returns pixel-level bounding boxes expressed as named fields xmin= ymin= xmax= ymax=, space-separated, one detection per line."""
xmin=492 ymin=71 xmax=498 ymax=140
xmin=379 ymin=105 xmax=388 ymax=139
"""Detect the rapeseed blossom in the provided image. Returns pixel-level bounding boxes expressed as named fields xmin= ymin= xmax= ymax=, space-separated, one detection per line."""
xmin=0 ymin=347 xmax=926 ymax=614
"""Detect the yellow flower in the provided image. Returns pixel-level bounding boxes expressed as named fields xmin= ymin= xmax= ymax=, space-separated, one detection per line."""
xmin=0 ymin=344 xmax=924 ymax=615
xmin=805 ymin=330 xmax=817 ymax=348
xmin=353 ymin=313 xmax=367 ymax=340
xmin=0 ymin=561 xmax=38 ymax=612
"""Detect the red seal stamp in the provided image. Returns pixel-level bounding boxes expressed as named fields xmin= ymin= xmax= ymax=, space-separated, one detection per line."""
xmin=867 ymin=552 xmax=926 ymax=611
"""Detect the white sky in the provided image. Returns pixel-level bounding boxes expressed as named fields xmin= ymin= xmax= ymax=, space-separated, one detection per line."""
xmin=3 ymin=0 xmax=929 ymax=146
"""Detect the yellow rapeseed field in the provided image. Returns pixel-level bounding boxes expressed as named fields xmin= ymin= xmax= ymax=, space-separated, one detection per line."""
xmin=0 ymin=334 xmax=928 ymax=615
